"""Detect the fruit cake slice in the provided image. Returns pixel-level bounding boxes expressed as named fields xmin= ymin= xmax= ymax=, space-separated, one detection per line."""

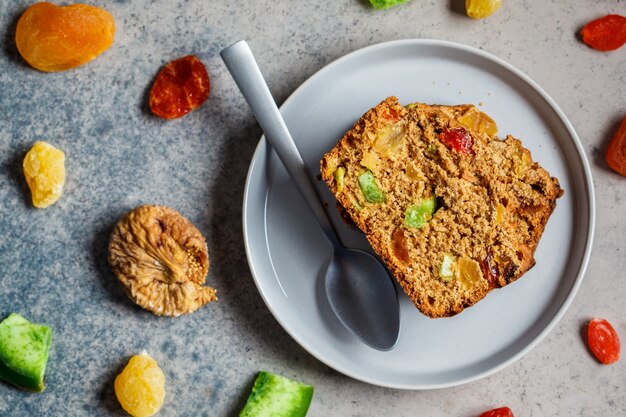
xmin=320 ymin=96 xmax=563 ymax=318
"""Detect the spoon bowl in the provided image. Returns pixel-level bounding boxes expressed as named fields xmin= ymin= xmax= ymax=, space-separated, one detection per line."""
xmin=221 ymin=40 xmax=400 ymax=350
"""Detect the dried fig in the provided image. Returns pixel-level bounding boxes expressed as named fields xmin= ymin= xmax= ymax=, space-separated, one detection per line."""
xmin=108 ymin=205 xmax=217 ymax=316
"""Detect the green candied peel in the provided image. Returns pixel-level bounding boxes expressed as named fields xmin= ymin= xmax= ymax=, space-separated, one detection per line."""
xmin=357 ymin=171 xmax=386 ymax=203
xmin=369 ymin=0 xmax=411 ymax=10
xmin=404 ymin=195 xmax=436 ymax=228
xmin=240 ymin=371 xmax=314 ymax=417
xmin=439 ymin=253 xmax=457 ymax=282
xmin=334 ymin=166 xmax=346 ymax=192
xmin=0 ymin=313 xmax=52 ymax=392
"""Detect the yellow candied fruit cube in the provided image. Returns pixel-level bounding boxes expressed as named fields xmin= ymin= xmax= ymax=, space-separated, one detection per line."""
xmin=466 ymin=0 xmax=503 ymax=19
xmin=114 ymin=351 xmax=165 ymax=417
xmin=458 ymin=257 xmax=483 ymax=290
xmin=459 ymin=108 xmax=498 ymax=136
xmin=23 ymin=141 xmax=66 ymax=208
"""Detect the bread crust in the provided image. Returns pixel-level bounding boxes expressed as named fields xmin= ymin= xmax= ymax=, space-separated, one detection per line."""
xmin=320 ymin=97 xmax=563 ymax=318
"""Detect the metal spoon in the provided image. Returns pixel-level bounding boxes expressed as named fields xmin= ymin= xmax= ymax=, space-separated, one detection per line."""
xmin=221 ymin=40 xmax=399 ymax=351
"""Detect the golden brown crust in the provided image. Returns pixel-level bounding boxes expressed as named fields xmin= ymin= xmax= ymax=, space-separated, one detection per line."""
xmin=320 ymin=97 xmax=563 ymax=318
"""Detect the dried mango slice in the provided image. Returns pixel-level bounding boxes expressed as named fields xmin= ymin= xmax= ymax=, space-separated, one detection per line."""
xmin=114 ymin=352 xmax=165 ymax=417
xmin=23 ymin=141 xmax=66 ymax=208
xmin=15 ymin=2 xmax=115 ymax=72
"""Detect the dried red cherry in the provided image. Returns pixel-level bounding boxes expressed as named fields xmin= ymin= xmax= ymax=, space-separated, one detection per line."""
xmin=438 ymin=127 xmax=474 ymax=155
xmin=149 ymin=55 xmax=210 ymax=119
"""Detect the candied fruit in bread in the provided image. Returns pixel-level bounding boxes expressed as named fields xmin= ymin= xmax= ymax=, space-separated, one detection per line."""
xmin=23 ymin=141 xmax=66 ymax=208
xmin=320 ymin=97 xmax=563 ymax=318
xmin=15 ymin=2 xmax=115 ymax=72
xmin=114 ymin=351 xmax=165 ymax=417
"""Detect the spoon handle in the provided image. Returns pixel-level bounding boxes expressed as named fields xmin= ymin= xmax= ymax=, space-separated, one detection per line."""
xmin=221 ymin=40 xmax=340 ymax=247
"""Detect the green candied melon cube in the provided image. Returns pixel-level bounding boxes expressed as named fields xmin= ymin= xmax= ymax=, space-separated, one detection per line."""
xmin=404 ymin=196 xmax=437 ymax=228
xmin=334 ymin=166 xmax=346 ymax=192
xmin=240 ymin=371 xmax=314 ymax=417
xmin=0 ymin=313 xmax=52 ymax=392
xmin=357 ymin=171 xmax=386 ymax=203
xmin=369 ymin=0 xmax=411 ymax=10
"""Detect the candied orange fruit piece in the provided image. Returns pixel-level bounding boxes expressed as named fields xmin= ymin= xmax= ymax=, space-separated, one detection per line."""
xmin=23 ymin=141 xmax=66 ymax=208
xmin=15 ymin=2 xmax=115 ymax=72
xmin=114 ymin=352 xmax=165 ymax=417
xmin=459 ymin=108 xmax=498 ymax=136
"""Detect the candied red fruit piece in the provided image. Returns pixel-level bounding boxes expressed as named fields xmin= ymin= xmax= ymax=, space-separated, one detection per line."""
xmin=438 ymin=127 xmax=474 ymax=155
xmin=477 ymin=407 xmax=514 ymax=417
xmin=588 ymin=318 xmax=621 ymax=364
xmin=149 ymin=55 xmax=210 ymax=119
xmin=581 ymin=14 xmax=626 ymax=52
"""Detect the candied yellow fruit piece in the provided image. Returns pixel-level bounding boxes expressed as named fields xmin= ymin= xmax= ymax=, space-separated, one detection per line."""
xmin=458 ymin=257 xmax=483 ymax=290
xmin=459 ymin=108 xmax=498 ymax=136
xmin=23 ymin=141 xmax=66 ymax=208
xmin=114 ymin=352 xmax=165 ymax=417
xmin=466 ymin=0 xmax=503 ymax=19
xmin=373 ymin=123 xmax=404 ymax=157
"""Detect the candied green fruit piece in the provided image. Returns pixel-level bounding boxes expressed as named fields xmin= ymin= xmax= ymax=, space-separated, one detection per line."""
xmin=0 ymin=313 xmax=52 ymax=392
xmin=369 ymin=0 xmax=411 ymax=10
xmin=357 ymin=171 xmax=386 ymax=203
xmin=240 ymin=371 xmax=314 ymax=417
xmin=334 ymin=167 xmax=346 ymax=192
xmin=439 ymin=253 xmax=457 ymax=282
xmin=404 ymin=196 xmax=436 ymax=228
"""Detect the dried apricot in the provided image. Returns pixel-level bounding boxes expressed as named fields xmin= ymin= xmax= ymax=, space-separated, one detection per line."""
xmin=466 ymin=0 xmax=502 ymax=19
xmin=581 ymin=14 xmax=626 ymax=52
xmin=149 ymin=55 xmax=210 ymax=119
xmin=114 ymin=352 xmax=165 ymax=417
xmin=15 ymin=2 xmax=115 ymax=72
xmin=588 ymin=318 xmax=620 ymax=364
xmin=23 ymin=141 xmax=66 ymax=208
xmin=605 ymin=115 xmax=626 ymax=176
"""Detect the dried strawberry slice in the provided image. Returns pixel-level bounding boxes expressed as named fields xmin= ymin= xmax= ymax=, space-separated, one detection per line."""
xmin=438 ymin=127 xmax=474 ymax=155
xmin=149 ymin=55 xmax=210 ymax=119
xmin=588 ymin=318 xmax=621 ymax=364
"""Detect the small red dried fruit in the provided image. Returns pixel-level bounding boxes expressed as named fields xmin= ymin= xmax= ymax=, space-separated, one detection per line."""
xmin=605 ymin=115 xmax=626 ymax=176
xmin=438 ymin=127 xmax=474 ymax=155
xmin=581 ymin=14 xmax=626 ymax=51
xmin=588 ymin=318 xmax=621 ymax=364
xmin=149 ymin=55 xmax=210 ymax=119
xmin=477 ymin=407 xmax=514 ymax=417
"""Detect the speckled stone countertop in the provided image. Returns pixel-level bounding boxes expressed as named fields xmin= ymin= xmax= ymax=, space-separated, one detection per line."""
xmin=1 ymin=1 xmax=625 ymax=416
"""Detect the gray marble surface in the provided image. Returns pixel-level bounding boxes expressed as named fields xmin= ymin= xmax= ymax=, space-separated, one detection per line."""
xmin=1 ymin=1 xmax=625 ymax=416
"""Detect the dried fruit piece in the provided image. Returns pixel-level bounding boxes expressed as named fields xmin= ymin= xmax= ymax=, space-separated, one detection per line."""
xmin=149 ymin=55 xmax=210 ymax=119
xmin=373 ymin=123 xmax=405 ymax=157
xmin=115 ymin=351 xmax=165 ymax=417
xmin=605 ymin=115 xmax=626 ymax=176
xmin=23 ymin=141 xmax=66 ymax=208
xmin=438 ymin=127 xmax=474 ymax=155
xmin=357 ymin=171 xmax=386 ymax=203
xmin=334 ymin=167 xmax=346 ymax=192
xmin=360 ymin=149 xmax=380 ymax=172
xmin=480 ymin=251 xmax=498 ymax=289
xmin=108 ymin=205 xmax=217 ymax=316
xmin=0 ymin=313 xmax=52 ymax=392
xmin=15 ymin=2 xmax=115 ymax=72
xmin=477 ymin=407 xmax=514 ymax=417
xmin=466 ymin=0 xmax=503 ymax=19
xmin=404 ymin=196 xmax=436 ymax=229
xmin=439 ymin=253 xmax=457 ymax=282
xmin=369 ymin=0 xmax=411 ymax=10
xmin=239 ymin=371 xmax=314 ymax=417
xmin=392 ymin=228 xmax=410 ymax=263
xmin=581 ymin=14 xmax=626 ymax=52
xmin=459 ymin=108 xmax=498 ymax=136
xmin=458 ymin=257 xmax=483 ymax=290
xmin=588 ymin=318 xmax=620 ymax=364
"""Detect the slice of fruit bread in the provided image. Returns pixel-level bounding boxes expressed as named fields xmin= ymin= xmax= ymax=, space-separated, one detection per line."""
xmin=320 ymin=96 xmax=563 ymax=318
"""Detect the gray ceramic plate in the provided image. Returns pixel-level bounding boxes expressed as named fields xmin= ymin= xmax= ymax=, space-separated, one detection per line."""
xmin=242 ymin=39 xmax=595 ymax=389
